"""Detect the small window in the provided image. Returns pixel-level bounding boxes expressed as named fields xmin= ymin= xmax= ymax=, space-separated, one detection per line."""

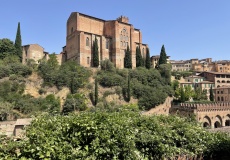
xmin=86 ymin=37 xmax=89 ymax=46
xmin=87 ymin=57 xmax=90 ymax=65
xmin=142 ymin=48 xmax=145 ymax=54
xmin=106 ymin=39 xmax=109 ymax=49
xmin=71 ymin=27 xmax=74 ymax=33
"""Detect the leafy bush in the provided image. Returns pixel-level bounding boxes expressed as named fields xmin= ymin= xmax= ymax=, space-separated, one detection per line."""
xmin=62 ymin=93 xmax=87 ymax=114
xmin=1 ymin=110 xmax=230 ymax=159
xmin=9 ymin=63 xmax=32 ymax=77
xmin=98 ymin=72 xmax=124 ymax=87
xmin=0 ymin=66 xmax=10 ymax=78
xmin=100 ymin=59 xmax=115 ymax=72
xmin=38 ymin=88 xmax=47 ymax=95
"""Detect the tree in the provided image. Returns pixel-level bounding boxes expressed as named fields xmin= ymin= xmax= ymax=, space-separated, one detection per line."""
xmin=93 ymin=37 xmax=99 ymax=67
xmin=124 ymin=45 xmax=132 ymax=68
xmin=158 ymin=45 xmax=167 ymax=66
xmin=158 ymin=64 xmax=172 ymax=85
xmin=136 ymin=46 xmax=143 ymax=67
xmin=180 ymin=87 xmax=185 ymax=102
xmin=47 ymin=53 xmax=59 ymax=70
xmin=127 ymin=73 xmax=131 ymax=102
xmin=209 ymin=85 xmax=214 ymax=101
xmin=14 ymin=22 xmax=22 ymax=62
xmin=95 ymin=77 xmax=98 ymax=106
xmin=0 ymin=38 xmax=16 ymax=59
xmin=145 ymin=47 xmax=151 ymax=69
xmin=62 ymin=93 xmax=87 ymax=114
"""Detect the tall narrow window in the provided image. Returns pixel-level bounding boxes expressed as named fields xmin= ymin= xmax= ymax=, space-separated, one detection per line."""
xmin=71 ymin=27 xmax=74 ymax=33
xmin=142 ymin=48 xmax=145 ymax=54
xmin=106 ymin=39 xmax=109 ymax=49
xmin=86 ymin=37 xmax=89 ymax=46
xmin=87 ymin=57 xmax=90 ymax=64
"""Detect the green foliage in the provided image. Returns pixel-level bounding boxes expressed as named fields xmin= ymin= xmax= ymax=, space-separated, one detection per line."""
xmin=171 ymin=80 xmax=179 ymax=91
xmin=158 ymin=64 xmax=172 ymax=85
xmin=100 ymin=59 xmax=115 ymax=72
xmin=127 ymin=74 xmax=131 ymax=102
xmin=42 ymin=94 xmax=60 ymax=114
xmin=0 ymin=38 xmax=16 ymax=59
xmin=62 ymin=93 xmax=87 ymax=114
xmin=38 ymin=59 xmax=90 ymax=94
xmin=9 ymin=63 xmax=32 ymax=77
xmin=98 ymin=72 xmax=124 ymax=87
xmin=95 ymin=77 xmax=98 ymax=106
xmin=38 ymin=88 xmax=46 ymax=95
xmin=209 ymin=85 xmax=214 ymax=101
xmin=14 ymin=22 xmax=22 ymax=61
xmin=136 ymin=46 xmax=143 ymax=67
xmin=93 ymin=37 xmax=99 ymax=67
xmin=0 ymin=66 xmax=10 ymax=79
xmin=180 ymin=87 xmax=185 ymax=102
xmin=124 ymin=45 xmax=132 ymax=68
xmin=26 ymin=59 xmax=37 ymax=70
xmin=1 ymin=110 xmax=230 ymax=159
xmin=158 ymin=45 xmax=167 ymax=66
xmin=145 ymin=47 xmax=151 ymax=69
xmin=172 ymin=71 xmax=193 ymax=80
xmin=193 ymin=87 xmax=207 ymax=101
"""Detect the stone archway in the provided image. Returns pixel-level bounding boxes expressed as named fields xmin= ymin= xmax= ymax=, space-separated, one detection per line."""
xmin=214 ymin=115 xmax=222 ymax=128
xmin=203 ymin=116 xmax=211 ymax=128
xmin=225 ymin=114 xmax=230 ymax=126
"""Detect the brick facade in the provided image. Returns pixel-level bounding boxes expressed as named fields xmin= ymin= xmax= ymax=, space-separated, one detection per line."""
xmin=65 ymin=12 xmax=148 ymax=69
xmin=170 ymin=103 xmax=230 ymax=128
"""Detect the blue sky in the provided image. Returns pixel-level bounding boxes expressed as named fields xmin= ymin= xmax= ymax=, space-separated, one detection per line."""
xmin=1 ymin=0 xmax=230 ymax=61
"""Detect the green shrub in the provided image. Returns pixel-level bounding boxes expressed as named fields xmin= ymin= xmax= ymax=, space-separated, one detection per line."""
xmin=62 ymin=93 xmax=87 ymax=114
xmin=98 ymin=73 xmax=124 ymax=87
xmin=103 ymin=90 xmax=114 ymax=98
xmin=0 ymin=66 xmax=10 ymax=78
xmin=9 ymin=63 xmax=32 ymax=77
xmin=1 ymin=110 xmax=229 ymax=159
xmin=100 ymin=59 xmax=115 ymax=72
xmin=38 ymin=88 xmax=47 ymax=95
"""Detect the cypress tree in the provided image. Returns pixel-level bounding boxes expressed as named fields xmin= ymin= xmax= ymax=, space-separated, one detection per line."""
xmin=93 ymin=37 xmax=99 ymax=67
xmin=95 ymin=77 xmax=98 ymax=106
xmin=209 ymin=85 xmax=214 ymax=101
xmin=180 ymin=87 xmax=185 ymax=102
xmin=14 ymin=22 xmax=22 ymax=62
xmin=158 ymin=45 xmax=167 ymax=66
xmin=145 ymin=47 xmax=151 ymax=69
xmin=127 ymin=73 xmax=131 ymax=102
xmin=136 ymin=46 xmax=143 ymax=67
xmin=124 ymin=45 xmax=132 ymax=68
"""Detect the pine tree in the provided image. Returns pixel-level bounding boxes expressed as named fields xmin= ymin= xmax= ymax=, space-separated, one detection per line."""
xmin=158 ymin=45 xmax=167 ymax=66
xmin=95 ymin=77 xmax=98 ymax=106
xmin=93 ymin=37 xmax=99 ymax=67
xmin=145 ymin=47 xmax=151 ymax=69
xmin=136 ymin=46 xmax=143 ymax=67
xmin=124 ymin=45 xmax=132 ymax=68
xmin=14 ymin=22 xmax=22 ymax=62
xmin=127 ymin=73 xmax=131 ymax=102
xmin=209 ymin=85 xmax=214 ymax=101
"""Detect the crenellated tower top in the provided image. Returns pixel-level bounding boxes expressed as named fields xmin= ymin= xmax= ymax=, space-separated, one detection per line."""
xmin=117 ymin=16 xmax=129 ymax=23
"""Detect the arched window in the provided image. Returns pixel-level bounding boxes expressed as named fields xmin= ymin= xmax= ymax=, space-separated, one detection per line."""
xmin=86 ymin=37 xmax=89 ymax=46
xmin=221 ymin=97 xmax=224 ymax=101
xmin=218 ymin=97 xmax=220 ymax=101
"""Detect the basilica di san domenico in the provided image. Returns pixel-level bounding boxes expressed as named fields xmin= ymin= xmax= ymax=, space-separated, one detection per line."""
xmin=65 ymin=12 xmax=148 ymax=69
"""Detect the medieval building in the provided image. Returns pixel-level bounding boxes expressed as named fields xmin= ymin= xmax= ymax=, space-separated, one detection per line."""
xmin=65 ymin=12 xmax=148 ymax=68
